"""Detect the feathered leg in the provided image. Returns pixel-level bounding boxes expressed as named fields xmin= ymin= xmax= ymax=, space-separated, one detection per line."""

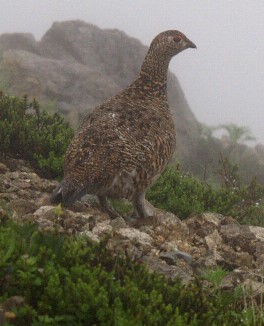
xmin=98 ymin=195 xmax=120 ymax=219
xmin=132 ymin=192 xmax=153 ymax=218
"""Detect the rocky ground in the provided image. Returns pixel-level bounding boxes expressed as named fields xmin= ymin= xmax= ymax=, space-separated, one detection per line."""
xmin=1 ymin=158 xmax=264 ymax=297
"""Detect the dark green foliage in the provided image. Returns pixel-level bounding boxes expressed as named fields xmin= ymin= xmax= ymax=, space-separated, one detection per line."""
xmin=147 ymin=165 xmax=208 ymax=218
xmin=0 ymin=93 xmax=74 ymax=178
xmin=147 ymin=160 xmax=264 ymax=225
xmin=1 ymin=218 xmax=262 ymax=326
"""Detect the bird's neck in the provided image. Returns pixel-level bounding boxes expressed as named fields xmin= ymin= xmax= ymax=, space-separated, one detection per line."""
xmin=135 ymin=49 xmax=171 ymax=99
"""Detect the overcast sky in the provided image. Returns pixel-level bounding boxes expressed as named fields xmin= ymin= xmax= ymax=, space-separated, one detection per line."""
xmin=1 ymin=0 xmax=264 ymax=143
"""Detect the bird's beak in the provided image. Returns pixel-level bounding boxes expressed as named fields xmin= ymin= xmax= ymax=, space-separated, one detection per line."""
xmin=186 ymin=38 xmax=197 ymax=49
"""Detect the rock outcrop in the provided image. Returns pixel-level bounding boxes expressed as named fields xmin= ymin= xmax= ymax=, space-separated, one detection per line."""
xmin=1 ymin=158 xmax=264 ymax=295
xmin=0 ymin=20 xmax=200 ymax=160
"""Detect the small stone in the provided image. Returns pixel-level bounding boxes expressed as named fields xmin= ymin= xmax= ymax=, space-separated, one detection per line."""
xmin=222 ymin=246 xmax=253 ymax=269
xmin=155 ymin=235 xmax=165 ymax=246
xmin=220 ymin=272 xmax=237 ymax=290
xmin=33 ymin=206 xmax=56 ymax=217
xmin=0 ymin=162 xmax=9 ymax=174
xmin=0 ymin=207 xmax=6 ymax=218
xmin=185 ymin=213 xmax=222 ymax=238
xmin=2 ymin=296 xmax=25 ymax=310
xmin=4 ymin=311 xmax=16 ymax=319
xmin=220 ymin=224 xmax=257 ymax=255
xmin=256 ymin=254 xmax=264 ymax=268
xmin=110 ymin=216 xmax=127 ymax=229
xmin=115 ymin=227 xmax=153 ymax=251
xmin=0 ymin=307 xmax=4 ymax=325
xmin=202 ymin=253 xmax=221 ymax=268
xmin=220 ymin=215 xmax=239 ymax=225
xmin=144 ymin=256 xmax=192 ymax=283
xmin=249 ymin=226 xmax=264 ymax=241
xmin=160 ymin=250 xmax=192 ymax=265
xmin=243 ymin=279 xmax=264 ymax=298
xmin=205 ymin=230 xmax=222 ymax=251
xmin=9 ymin=199 xmax=38 ymax=217
xmin=10 ymin=172 xmax=19 ymax=180
xmin=92 ymin=222 xmax=113 ymax=237
xmin=81 ymin=230 xmax=100 ymax=243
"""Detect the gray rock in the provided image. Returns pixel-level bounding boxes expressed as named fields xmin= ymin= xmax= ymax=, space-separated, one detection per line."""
xmin=110 ymin=216 xmax=127 ymax=229
xmin=185 ymin=213 xmax=222 ymax=237
xmin=9 ymin=199 xmax=38 ymax=217
xmin=204 ymin=230 xmax=222 ymax=251
xmin=1 ymin=157 xmax=264 ymax=288
xmin=92 ymin=222 xmax=113 ymax=237
xmin=160 ymin=250 xmax=192 ymax=265
xmin=0 ymin=163 xmax=9 ymax=174
xmin=115 ymin=227 xmax=153 ymax=252
xmin=243 ymin=278 xmax=264 ymax=298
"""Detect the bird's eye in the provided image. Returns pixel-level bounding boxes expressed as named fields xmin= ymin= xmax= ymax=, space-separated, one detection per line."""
xmin=173 ymin=36 xmax=182 ymax=43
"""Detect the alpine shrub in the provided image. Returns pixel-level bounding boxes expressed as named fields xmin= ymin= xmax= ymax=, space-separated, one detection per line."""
xmin=1 ymin=217 xmax=262 ymax=325
xmin=0 ymin=93 xmax=74 ymax=178
xmin=147 ymin=163 xmax=264 ymax=225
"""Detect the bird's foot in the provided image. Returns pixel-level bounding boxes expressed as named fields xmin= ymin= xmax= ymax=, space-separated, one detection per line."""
xmin=98 ymin=195 xmax=121 ymax=219
xmin=132 ymin=192 xmax=155 ymax=218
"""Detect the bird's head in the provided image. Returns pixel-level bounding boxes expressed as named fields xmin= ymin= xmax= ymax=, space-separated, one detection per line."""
xmin=149 ymin=30 xmax=197 ymax=58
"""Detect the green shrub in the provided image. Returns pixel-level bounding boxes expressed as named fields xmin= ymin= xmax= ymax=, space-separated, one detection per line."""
xmin=0 ymin=93 xmax=74 ymax=178
xmin=147 ymin=161 xmax=264 ymax=225
xmin=1 ymin=217 xmax=263 ymax=325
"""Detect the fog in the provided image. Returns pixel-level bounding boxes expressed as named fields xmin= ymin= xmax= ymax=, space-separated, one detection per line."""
xmin=1 ymin=0 xmax=264 ymax=143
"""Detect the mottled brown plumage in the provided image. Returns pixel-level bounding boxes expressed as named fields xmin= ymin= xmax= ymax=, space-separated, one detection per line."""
xmin=50 ymin=30 xmax=196 ymax=218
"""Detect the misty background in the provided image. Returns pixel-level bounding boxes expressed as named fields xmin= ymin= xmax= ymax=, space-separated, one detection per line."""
xmin=1 ymin=0 xmax=263 ymax=143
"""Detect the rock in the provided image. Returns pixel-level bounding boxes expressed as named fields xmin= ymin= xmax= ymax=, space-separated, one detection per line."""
xmin=220 ymin=271 xmax=241 ymax=290
xmin=220 ymin=215 xmax=239 ymax=225
xmin=81 ymin=230 xmax=100 ymax=243
xmin=0 ymin=207 xmax=6 ymax=219
xmin=115 ymin=228 xmax=153 ymax=252
xmin=153 ymin=210 xmax=189 ymax=251
xmin=0 ymin=308 xmax=4 ymax=326
xmin=204 ymin=230 xmax=222 ymax=251
xmin=33 ymin=205 xmax=56 ymax=218
xmin=243 ymin=279 xmax=264 ymax=298
xmin=203 ymin=251 xmax=224 ymax=268
xmin=1 ymin=296 xmax=25 ymax=311
xmin=1 ymin=157 xmax=264 ymax=290
xmin=220 ymin=224 xmax=260 ymax=256
xmin=249 ymin=226 xmax=264 ymax=240
xmin=0 ymin=296 xmax=25 ymax=325
xmin=9 ymin=199 xmax=38 ymax=217
xmin=92 ymin=222 xmax=113 ymax=237
xmin=185 ymin=213 xmax=222 ymax=237
xmin=160 ymin=250 xmax=192 ymax=265
xmin=221 ymin=245 xmax=253 ymax=269
xmin=0 ymin=163 xmax=9 ymax=174
xmin=144 ymin=256 xmax=193 ymax=283
xmin=110 ymin=216 xmax=127 ymax=229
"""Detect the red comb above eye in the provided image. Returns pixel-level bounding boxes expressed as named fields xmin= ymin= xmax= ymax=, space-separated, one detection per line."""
xmin=173 ymin=35 xmax=182 ymax=43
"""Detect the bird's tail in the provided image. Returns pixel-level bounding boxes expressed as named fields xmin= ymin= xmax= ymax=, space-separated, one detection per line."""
xmin=50 ymin=183 xmax=64 ymax=204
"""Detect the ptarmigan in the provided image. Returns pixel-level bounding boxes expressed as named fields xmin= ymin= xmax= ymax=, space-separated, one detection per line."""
xmin=50 ymin=30 xmax=196 ymax=218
